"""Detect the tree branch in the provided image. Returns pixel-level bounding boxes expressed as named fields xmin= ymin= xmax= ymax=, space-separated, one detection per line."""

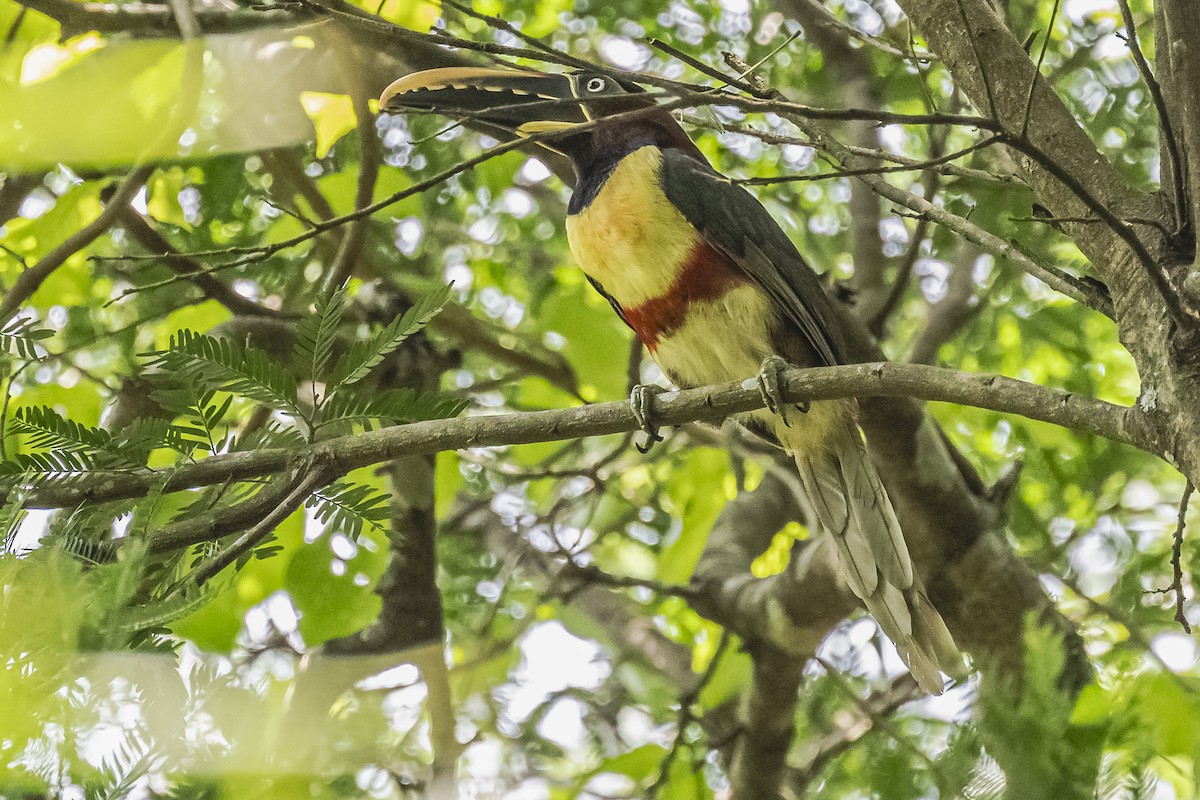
xmin=0 ymin=165 xmax=152 ymax=326
xmin=14 ymin=362 xmax=1156 ymax=513
xmin=1117 ymin=0 xmax=1187 ymax=232
xmin=773 ymin=115 xmax=1112 ymax=315
xmin=116 ymin=208 xmax=282 ymax=317
xmin=15 ymin=0 xmax=295 ymax=35
xmin=1172 ymin=480 xmax=1194 ymax=633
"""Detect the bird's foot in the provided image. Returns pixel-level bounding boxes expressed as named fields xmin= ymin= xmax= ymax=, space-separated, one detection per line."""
xmin=629 ymin=384 xmax=667 ymax=454
xmin=756 ymin=356 xmax=808 ymax=426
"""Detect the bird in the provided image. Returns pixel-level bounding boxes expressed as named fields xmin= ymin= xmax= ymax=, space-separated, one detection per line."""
xmin=380 ymin=67 xmax=961 ymax=693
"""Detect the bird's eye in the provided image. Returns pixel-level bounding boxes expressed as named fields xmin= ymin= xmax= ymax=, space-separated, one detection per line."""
xmin=585 ymin=77 xmax=606 ymax=93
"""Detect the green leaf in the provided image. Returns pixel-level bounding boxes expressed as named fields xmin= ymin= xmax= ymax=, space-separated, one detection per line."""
xmin=299 ymin=91 xmax=357 ymax=159
xmin=660 ymin=756 xmax=712 ymax=800
xmin=0 ymin=489 xmax=27 ymax=554
xmin=657 ymin=449 xmax=730 ymax=583
xmin=306 ymin=480 xmax=391 ymax=539
xmin=145 ymin=329 xmax=300 ymax=418
xmin=0 ymin=449 xmax=95 ymax=483
xmin=113 ymin=585 xmax=221 ymax=633
xmin=294 ymin=286 xmax=348 ymax=388
xmin=696 ymin=642 xmax=751 ymax=712
xmin=0 ymin=316 xmax=52 ymax=359
xmin=326 ymin=283 xmax=454 ymax=391
xmin=9 ymin=404 xmax=110 ymax=452
xmin=576 ymin=744 xmax=667 ymax=793
xmin=317 ymin=387 xmax=467 ymax=431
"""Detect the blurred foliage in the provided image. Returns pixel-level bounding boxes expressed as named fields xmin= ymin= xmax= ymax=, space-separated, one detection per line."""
xmin=0 ymin=0 xmax=1196 ymax=798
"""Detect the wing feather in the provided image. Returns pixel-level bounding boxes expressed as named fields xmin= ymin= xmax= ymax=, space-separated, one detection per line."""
xmin=659 ymin=149 xmax=844 ymax=367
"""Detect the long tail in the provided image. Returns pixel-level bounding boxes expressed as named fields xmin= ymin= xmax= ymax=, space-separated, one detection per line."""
xmin=789 ymin=412 xmax=961 ymax=694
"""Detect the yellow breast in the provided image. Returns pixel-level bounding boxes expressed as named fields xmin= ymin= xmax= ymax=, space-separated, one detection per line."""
xmin=565 ymin=146 xmax=697 ymax=307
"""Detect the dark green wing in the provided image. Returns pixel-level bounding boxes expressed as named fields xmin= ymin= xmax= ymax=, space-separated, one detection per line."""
xmin=660 ymin=148 xmax=843 ymax=367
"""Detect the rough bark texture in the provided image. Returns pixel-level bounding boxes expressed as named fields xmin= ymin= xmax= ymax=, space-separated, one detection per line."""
xmin=897 ymin=0 xmax=1200 ymax=486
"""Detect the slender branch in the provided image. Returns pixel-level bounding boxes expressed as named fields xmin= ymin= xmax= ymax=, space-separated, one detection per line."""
xmin=164 ymin=0 xmax=199 ymax=40
xmin=735 ymin=135 xmax=1001 ymax=186
xmin=1117 ymin=0 xmax=1187 ymax=232
xmin=13 ymin=362 xmax=1156 ymax=513
xmin=442 ymin=0 xmax=581 ymax=67
xmin=0 ymin=165 xmax=153 ymax=326
xmin=1172 ymin=480 xmax=1193 ymax=633
xmin=775 ymin=0 xmax=936 ymax=62
xmin=789 ymin=675 xmax=922 ymax=794
xmin=1009 ymin=213 xmax=1173 ymax=236
xmin=116 ymin=208 xmax=281 ymax=316
xmin=788 ymin=118 xmax=1111 ymax=314
xmin=321 ymin=50 xmax=384 ymax=295
xmin=1019 ymin=0 xmax=1061 ymax=141
xmin=647 ymin=36 xmax=768 ymax=98
xmin=910 ymin=242 xmax=984 ymax=365
xmin=15 ymin=0 xmax=296 ymax=34
xmin=953 ymin=0 xmax=997 ymax=118
xmin=716 ymin=121 xmax=1021 ymax=185
xmin=189 ymin=468 xmax=326 ymax=584
xmin=564 ymin=562 xmax=700 ymax=602
xmin=648 ymin=631 xmax=732 ymax=797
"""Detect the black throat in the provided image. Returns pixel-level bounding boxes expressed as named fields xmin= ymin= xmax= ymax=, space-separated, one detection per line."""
xmin=564 ymin=120 xmax=706 ymax=215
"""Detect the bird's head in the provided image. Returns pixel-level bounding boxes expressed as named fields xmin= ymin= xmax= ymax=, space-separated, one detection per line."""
xmin=379 ymin=67 xmax=705 ymax=175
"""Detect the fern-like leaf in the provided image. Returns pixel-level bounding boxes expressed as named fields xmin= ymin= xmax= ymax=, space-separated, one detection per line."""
xmin=229 ymin=419 xmax=307 ymax=452
xmin=326 ymin=283 xmax=453 ymax=390
xmin=307 ymin=480 xmax=390 ymax=539
xmin=91 ymin=736 xmax=159 ymax=800
xmin=317 ymin=388 xmax=467 ymax=431
xmin=0 ymin=316 xmax=52 ymax=359
xmin=146 ymin=329 xmax=300 ymax=417
xmin=0 ymin=449 xmax=95 ymax=484
xmin=114 ymin=585 xmax=219 ymax=632
xmin=0 ymin=489 xmax=26 ymax=554
xmin=10 ymin=405 xmax=110 ymax=452
xmin=295 ymin=287 xmax=348 ymax=386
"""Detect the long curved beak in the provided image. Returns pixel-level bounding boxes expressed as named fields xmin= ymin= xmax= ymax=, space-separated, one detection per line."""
xmin=379 ymin=68 xmax=584 ymax=134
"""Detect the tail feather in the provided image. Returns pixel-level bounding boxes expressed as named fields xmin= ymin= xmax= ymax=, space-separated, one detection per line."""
xmin=840 ymin=430 xmax=913 ymax=589
xmin=788 ymin=413 xmax=962 ymax=695
xmin=799 ymin=452 xmax=879 ymax=599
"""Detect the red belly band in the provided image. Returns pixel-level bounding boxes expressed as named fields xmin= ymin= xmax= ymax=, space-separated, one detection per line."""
xmin=623 ymin=241 xmax=749 ymax=351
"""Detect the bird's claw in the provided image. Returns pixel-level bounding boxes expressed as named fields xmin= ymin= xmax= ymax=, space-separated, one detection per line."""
xmin=756 ymin=356 xmax=807 ymax=425
xmin=630 ymin=384 xmax=666 ymax=454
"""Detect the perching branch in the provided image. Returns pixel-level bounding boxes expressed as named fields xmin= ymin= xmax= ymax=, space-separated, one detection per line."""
xmin=15 ymin=361 xmax=1156 ymax=515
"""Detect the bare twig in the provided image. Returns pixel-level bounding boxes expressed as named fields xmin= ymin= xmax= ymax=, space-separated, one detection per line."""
xmin=789 ymin=119 xmax=1110 ymax=313
xmin=14 ymin=0 xmax=296 ymax=35
xmin=714 ymin=121 xmax=1020 ymax=185
xmin=321 ymin=50 xmax=384 ymax=295
xmin=165 ymin=0 xmax=199 ymax=40
xmin=117 ymin=208 xmax=281 ymax=316
xmin=953 ymin=0 xmax=997 ymax=118
xmin=649 ymin=631 xmax=732 ymax=797
xmin=564 ymin=562 xmax=700 ymax=602
xmin=189 ymin=467 xmax=328 ymax=584
xmin=1020 ymin=0 xmax=1061 ymax=140
xmin=789 ymin=674 xmax=922 ymax=794
xmin=1117 ymin=0 xmax=1187 ymax=232
xmin=1172 ymin=480 xmax=1193 ymax=633
xmin=735 ymin=135 xmax=1001 ymax=186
